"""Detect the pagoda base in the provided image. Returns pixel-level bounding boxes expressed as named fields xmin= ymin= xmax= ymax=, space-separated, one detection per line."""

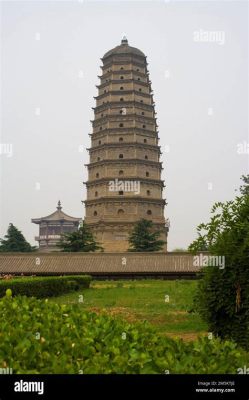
xmin=87 ymin=222 xmax=168 ymax=252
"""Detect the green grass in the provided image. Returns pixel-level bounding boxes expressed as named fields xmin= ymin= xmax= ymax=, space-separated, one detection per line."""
xmin=50 ymin=279 xmax=207 ymax=340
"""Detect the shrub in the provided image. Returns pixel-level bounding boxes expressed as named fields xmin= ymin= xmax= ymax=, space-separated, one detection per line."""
xmin=189 ymin=177 xmax=249 ymax=350
xmin=0 ymin=294 xmax=248 ymax=374
xmin=0 ymin=275 xmax=91 ymax=298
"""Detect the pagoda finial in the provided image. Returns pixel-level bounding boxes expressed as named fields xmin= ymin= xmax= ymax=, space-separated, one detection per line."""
xmin=121 ymin=36 xmax=128 ymax=45
xmin=57 ymin=200 xmax=62 ymax=211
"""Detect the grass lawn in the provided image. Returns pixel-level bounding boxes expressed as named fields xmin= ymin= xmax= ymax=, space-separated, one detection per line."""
xmin=50 ymin=279 xmax=207 ymax=341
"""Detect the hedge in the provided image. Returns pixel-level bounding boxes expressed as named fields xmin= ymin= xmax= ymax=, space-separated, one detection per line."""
xmin=0 ymin=275 xmax=91 ymax=298
xmin=0 ymin=293 xmax=248 ymax=373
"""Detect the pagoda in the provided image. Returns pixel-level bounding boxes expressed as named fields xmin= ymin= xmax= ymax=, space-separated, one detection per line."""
xmin=32 ymin=201 xmax=81 ymax=251
xmin=83 ymin=37 xmax=168 ymax=252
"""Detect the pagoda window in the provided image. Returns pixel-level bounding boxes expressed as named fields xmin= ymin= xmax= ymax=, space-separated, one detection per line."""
xmin=120 ymin=87 xmax=124 ymax=90
xmin=96 ymin=173 xmax=99 ymax=178
xmin=142 ymin=112 xmax=145 ymax=115
xmin=119 ymin=123 xmax=123 ymax=127
xmin=120 ymin=67 xmax=124 ymax=70
xmin=143 ymin=125 xmax=146 ymax=129
xmin=139 ymin=88 xmax=142 ymax=92
xmin=104 ymin=90 xmax=107 ymax=93
xmin=95 ymin=191 xmax=98 ymax=197
xmin=119 ymin=191 xmax=124 ymax=195
xmin=94 ymin=211 xmax=98 ymax=216
xmin=138 ymin=78 xmax=141 ymax=81
xmin=118 ymin=209 xmax=124 ymax=215
xmin=144 ymin=139 xmax=147 ymax=143
xmin=99 ymin=127 xmax=102 ymax=131
xmin=119 ymin=137 xmax=123 ymax=142
xmin=147 ymin=210 xmax=152 ymax=215
xmin=146 ymin=171 xmax=149 ymax=177
xmin=120 ymin=76 xmax=124 ymax=79
xmin=119 ymin=110 xmax=123 ymax=114
xmin=145 ymin=155 xmax=148 ymax=159
xmin=147 ymin=190 xmax=151 ymax=196
xmin=97 ymin=157 xmax=101 ymax=161
xmin=98 ymin=140 xmax=101 ymax=144
xmin=101 ymin=113 xmax=104 ymax=117
xmin=136 ymin=68 xmax=140 ymax=72
xmin=119 ymin=154 xmax=124 ymax=159
xmin=119 ymin=170 xmax=124 ymax=176
xmin=140 ymin=100 xmax=143 ymax=103
xmin=120 ymin=98 xmax=124 ymax=101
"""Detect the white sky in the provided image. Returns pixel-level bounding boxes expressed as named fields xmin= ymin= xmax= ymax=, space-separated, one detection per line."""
xmin=0 ymin=0 xmax=248 ymax=250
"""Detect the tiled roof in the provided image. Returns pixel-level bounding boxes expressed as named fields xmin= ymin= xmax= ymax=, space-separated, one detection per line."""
xmin=32 ymin=210 xmax=80 ymax=223
xmin=103 ymin=38 xmax=145 ymax=59
xmin=31 ymin=201 xmax=81 ymax=223
xmin=0 ymin=253 xmax=202 ymax=276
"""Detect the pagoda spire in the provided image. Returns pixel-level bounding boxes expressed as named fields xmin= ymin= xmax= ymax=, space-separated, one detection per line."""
xmin=57 ymin=200 xmax=62 ymax=211
xmin=121 ymin=36 xmax=128 ymax=45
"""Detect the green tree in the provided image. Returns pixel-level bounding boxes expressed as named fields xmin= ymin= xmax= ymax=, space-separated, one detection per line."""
xmin=238 ymin=174 xmax=249 ymax=196
xmin=128 ymin=219 xmax=165 ymax=252
xmin=57 ymin=222 xmax=103 ymax=252
xmin=0 ymin=223 xmax=34 ymax=252
xmin=189 ymin=175 xmax=249 ymax=349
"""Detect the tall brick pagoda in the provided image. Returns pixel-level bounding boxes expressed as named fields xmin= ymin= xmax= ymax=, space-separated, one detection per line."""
xmin=84 ymin=37 xmax=168 ymax=252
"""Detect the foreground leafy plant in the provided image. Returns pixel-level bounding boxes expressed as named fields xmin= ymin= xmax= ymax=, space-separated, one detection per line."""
xmin=0 ymin=294 xmax=248 ymax=374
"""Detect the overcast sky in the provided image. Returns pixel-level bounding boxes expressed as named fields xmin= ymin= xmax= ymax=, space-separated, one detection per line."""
xmin=0 ymin=0 xmax=248 ymax=250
